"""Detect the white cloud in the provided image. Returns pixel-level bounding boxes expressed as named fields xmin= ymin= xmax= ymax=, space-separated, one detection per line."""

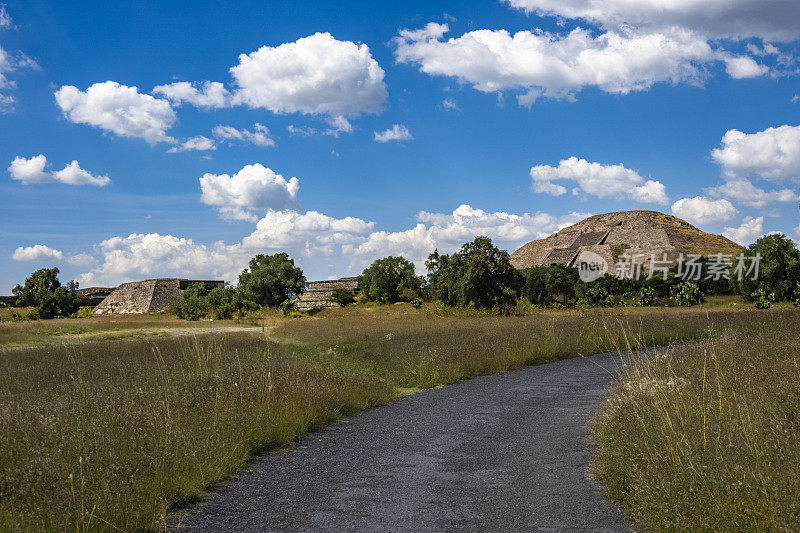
xmin=441 ymin=97 xmax=460 ymax=111
xmin=348 ymin=205 xmax=589 ymax=272
xmin=67 ymin=253 xmax=98 ymax=268
xmin=505 ymin=0 xmax=800 ymax=42
xmin=793 ymin=95 xmax=800 ymax=104
xmin=213 ymin=123 xmax=275 ymax=147
xmin=711 ymin=125 xmax=800 ymax=182
xmin=166 ymin=136 xmax=216 ymax=153
xmin=242 ymin=209 xmax=374 ymax=251
xmin=374 ymin=124 xmax=413 ymax=143
xmin=8 ymin=155 xmax=110 ymax=186
xmin=705 ymin=179 xmax=799 ymax=208
xmin=393 ymin=23 xmax=759 ymax=104
xmin=230 ymin=32 xmax=387 ymax=119
xmin=199 ymin=163 xmax=301 ymax=222
xmin=671 ymin=196 xmax=737 ymax=226
xmin=12 ymin=244 xmax=64 ymax=262
xmin=76 ymin=233 xmax=249 ymax=287
xmin=529 ymin=157 xmax=669 ymax=204
xmin=0 ymin=46 xmax=37 ymax=112
xmin=723 ymin=55 xmax=769 ymax=79
xmin=54 ymin=81 xmax=177 ymax=144
xmin=0 ymin=4 xmax=12 ymax=29
xmin=723 ymin=216 xmax=765 ymax=246
xmin=152 ymin=81 xmax=230 ymax=109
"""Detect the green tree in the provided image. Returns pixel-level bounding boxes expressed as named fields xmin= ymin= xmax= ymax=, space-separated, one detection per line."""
xmin=206 ymin=284 xmax=245 ymax=319
xmin=544 ymin=264 xmax=580 ymax=306
xmin=520 ymin=266 xmax=550 ymax=306
xmin=12 ymin=267 xmax=81 ymax=319
xmin=330 ymin=288 xmax=356 ymax=307
xmin=426 ymin=236 xmax=521 ymax=309
xmin=732 ymin=233 xmax=800 ymax=302
xmin=358 ymin=256 xmax=422 ymax=303
xmin=238 ymin=253 xmax=306 ymax=308
xmin=171 ymin=283 xmax=210 ymax=321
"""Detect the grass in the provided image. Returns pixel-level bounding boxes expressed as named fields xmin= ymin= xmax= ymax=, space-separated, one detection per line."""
xmin=0 ymin=311 xmax=279 ymax=348
xmin=1 ymin=303 xmax=795 ymax=530
xmin=592 ymin=312 xmax=800 ymax=530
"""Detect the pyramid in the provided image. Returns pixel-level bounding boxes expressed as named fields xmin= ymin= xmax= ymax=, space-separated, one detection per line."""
xmin=510 ymin=210 xmax=743 ymax=271
xmin=93 ymin=279 xmax=223 ymax=315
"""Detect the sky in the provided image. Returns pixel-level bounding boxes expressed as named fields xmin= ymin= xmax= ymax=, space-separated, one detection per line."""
xmin=2 ymin=0 xmax=800 ymax=291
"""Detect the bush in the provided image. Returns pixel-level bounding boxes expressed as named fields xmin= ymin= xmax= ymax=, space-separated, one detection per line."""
xmin=12 ymin=268 xmax=81 ymax=319
xmin=278 ymin=299 xmax=298 ymax=317
xmin=238 ymin=253 xmax=306 ymax=308
xmin=636 ymin=286 xmax=657 ymax=307
xmin=172 ymin=283 xmax=210 ymax=321
xmin=330 ymin=288 xmax=356 ymax=307
xmin=410 ymin=297 xmax=423 ymax=309
xmin=671 ymin=281 xmax=703 ymax=307
xmin=794 ymin=282 xmax=800 ymax=307
xmin=359 ymin=256 xmax=422 ymax=304
xmin=752 ymin=288 xmax=775 ymax=309
xmin=586 ymin=285 xmax=610 ymax=307
xmin=206 ymin=285 xmax=246 ymax=319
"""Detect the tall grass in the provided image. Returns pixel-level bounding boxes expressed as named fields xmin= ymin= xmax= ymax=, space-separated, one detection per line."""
xmin=592 ymin=312 xmax=800 ymax=530
xmin=1 ymin=306 xmax=786 ymax=530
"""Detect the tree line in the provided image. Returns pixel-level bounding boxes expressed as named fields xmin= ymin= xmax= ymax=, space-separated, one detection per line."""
xmin=6 ymin=233 xmax=800 ymax=320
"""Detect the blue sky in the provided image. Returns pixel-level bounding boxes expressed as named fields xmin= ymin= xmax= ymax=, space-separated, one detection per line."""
xmin=2 ymin=0 xmax=800 ymax=291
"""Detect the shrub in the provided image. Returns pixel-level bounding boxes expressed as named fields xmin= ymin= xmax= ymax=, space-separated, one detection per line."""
xmin=206 ymin=285 xmax=246 ymax=319
xmin=586 ymin=285 xmax=609 ymax=307
xmin=636 ymin=286 xmax=657 ymax=307
xmin=359 ymin=256 xmax=422 ymax=304
xmin=410 ymin=297 xmax=423 ymax=309
xmin=278 ymin=299 xmax=298 ymax=317
xmin=238 ymin=253 xmax=306 ymax=308
xmin=330 ymin=288 xmax=356 ymax=307
xmin=671 ymin=281 xmax=703 ymax=307
xmin=752 ymin=288 xmax=775 ymax=309
xmin=12 ymin=268 xmax=81 ymax=319
xmin=172 ymin=283 xmax=210 ymax=321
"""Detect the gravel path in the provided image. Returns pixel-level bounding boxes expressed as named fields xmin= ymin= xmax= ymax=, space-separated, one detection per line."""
xmin=172 ymin=351 xmax=632 ymax=532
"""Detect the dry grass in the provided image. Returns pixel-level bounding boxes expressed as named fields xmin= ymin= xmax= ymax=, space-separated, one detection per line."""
xmin=592 ymin=310 xmax=800 ymax=530
xmin=0 ymin=305 xmax=784 ymax=531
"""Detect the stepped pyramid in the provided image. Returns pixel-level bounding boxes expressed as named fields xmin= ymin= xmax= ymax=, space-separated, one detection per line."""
xmin=510 ymin=210 xmax=743 ymax=271
xmin=295 ymin=277 xmax=359 ymax=312
xmin=94 ymin=279 xmax=223 ymax=315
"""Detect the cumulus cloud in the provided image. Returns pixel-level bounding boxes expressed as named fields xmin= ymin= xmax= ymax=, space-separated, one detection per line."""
xmin=723 ymin=216 xmax=765 ymax=246
xmin=152 ymin=81 xmax=230 ymax=109
xmin=166 ymin=136 xmax=216 ymax=153
xmin=199 ymin=163 xmax=301 ymax=222
xmin=74 ymin=203 xmax=590 ymax=286
xmin=213 ymin=123 xmax=275 ymax=147
xmin=711 ymin=125 xmax=800 ymax=182
xmin=393 ymin=23 xmax=761 ymax=104
xmin=505 ymin=0 xmax=800 ymax=42
xmin=374 ymin=124 xmax=413 ymax=143
xmin=441 ymin=97 xmax=460 ymax=111
xmin=529 ymin=157 xmax=669 ymax=204
xmin=230 ymin=32 xmax=387 ymax=119
xmin=9 ymin=155 xmax=110 ymax=186
xmin=705 ymin=179 xmax=799 ymax=208
xmin=12 ymin=244 xmax=64 ymax=262
xmin=54 ymin=81 xmax=177 ymax=144
xmin=67 ymin=253 xmax=98 ymax=268
xmin=671 ymin=196 xmax=738 ymax=226
xmin=348 ymin=205 xmax=589 ymax=271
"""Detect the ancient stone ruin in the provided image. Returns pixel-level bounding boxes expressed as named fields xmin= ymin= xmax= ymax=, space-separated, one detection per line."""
xmin=93 ymin=279 xmax=224 ymax=315
xmin=294 ymin=277 xmax=359 ymax=312
xmin=511 ymin=210 xmax=743 ymax=273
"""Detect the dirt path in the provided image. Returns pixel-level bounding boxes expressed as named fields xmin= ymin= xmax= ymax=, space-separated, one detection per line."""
xmin=172 ymin=351 xmax=632 ymax=532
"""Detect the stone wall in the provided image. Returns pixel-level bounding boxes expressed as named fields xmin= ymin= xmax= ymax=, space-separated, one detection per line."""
xmin=94 ymin=279 xmax=224 ymax=315
xmin=295 ymin=277 xmax=359 ymax=312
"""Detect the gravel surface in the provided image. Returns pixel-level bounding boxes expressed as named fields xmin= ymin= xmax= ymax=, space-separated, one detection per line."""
xmin=172 ymin=351 xmax=632 ymax=532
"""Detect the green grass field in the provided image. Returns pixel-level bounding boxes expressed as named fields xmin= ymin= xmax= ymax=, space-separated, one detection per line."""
xmin=1 ymin=302 xmax=798 ymax=530
xmin=592 ymin=312 xmax=800 ymax=530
